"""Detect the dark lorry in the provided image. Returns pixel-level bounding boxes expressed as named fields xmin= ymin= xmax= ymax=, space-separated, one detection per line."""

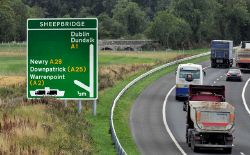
xmin=184 ymin=85 xmax=235 ymax=153
xmin=211 ymin=40 xmax=233 ymax=68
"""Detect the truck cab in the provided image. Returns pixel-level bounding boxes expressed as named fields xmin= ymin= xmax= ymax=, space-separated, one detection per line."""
xmin=211 ymin=40 xmax=233 ymax=68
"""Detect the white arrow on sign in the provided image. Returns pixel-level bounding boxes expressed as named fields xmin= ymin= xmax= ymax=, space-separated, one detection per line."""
xmin=74 ymin=44 xmax=94 ymax=98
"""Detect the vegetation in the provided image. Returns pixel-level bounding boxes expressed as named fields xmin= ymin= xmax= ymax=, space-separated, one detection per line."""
xmin=0 ymin=56 xmax=26 ymax=75
xmin=1 ymin=0 xmax=250 ymax=48
xmin=0 ymin=96 xmax=93 ymax=154
xmin=146 ymin=11 xmax=191 ymax=48
xmin=0 ymin=43 xmax=26 ymax=75
xmin=0 ymin=84 xmax=93 ymax=154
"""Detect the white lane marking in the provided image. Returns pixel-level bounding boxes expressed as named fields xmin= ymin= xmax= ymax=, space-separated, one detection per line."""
xmin=217 ymin=78 xmax=219 ymax=80
xmin=240 ymin=152 xmax=245 ymax=155
xmin=220 ymin=76 xmax=223 ymax=78
xmin=162 ymin=65 xmax=210 ymax=155
xmin=242 ymin=78 xmax=250 ymax=115
xmin=162 ymin=86 xmax=187 ymax=155
xmin=214 ymin=81 xmax=216 ymax=84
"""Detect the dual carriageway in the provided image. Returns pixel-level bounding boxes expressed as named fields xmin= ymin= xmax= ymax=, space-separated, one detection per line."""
xmin=130 ymin=61 xmax=250 ymax=155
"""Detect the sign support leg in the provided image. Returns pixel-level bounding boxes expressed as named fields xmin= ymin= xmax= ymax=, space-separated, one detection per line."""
xmin=64 ymin=100 xmax=67 ymax=107
xmin=78 ymin=100 xmax=82 ymax=113
xmin=93 ymin=100 xmax=97 ymax=116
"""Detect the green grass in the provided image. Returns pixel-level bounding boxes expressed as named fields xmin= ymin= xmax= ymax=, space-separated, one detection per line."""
xmin=0 ymin=42 xmax=26 ymax=53
xmin=99 ymin=55 xmax=154 ymax=65
xmin=0 ymin=43 xmax=26 ymax=75
xmin=99 ymin=48 xmax=208 ymax=65
xmin=113 ymin=56 xmax=209 ymax=154
xmin=0 ymin=56 xmax=26 ymax=75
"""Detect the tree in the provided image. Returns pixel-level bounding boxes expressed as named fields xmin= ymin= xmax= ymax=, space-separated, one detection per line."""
xmin=112 ymin=0 xmax=148 ymax=36
xmin=215 ymin=0 xmax=249 ymax=44
xmin=77 ymin=6 xmax=91 ymax=17
xmin=28 ymin=5 xmax=44 ymax=18
xmin=198 ymin=0 xmax=221 ymax=42
xmin=146 ymin=11 xmax=191 ymax=49
xmin=1 ymin=0 xmax=250 ymax=46
xmin=0 ymin=0 xmax=15 ymax=41
xmin=98 ymin=13 xmax=126 ymax=38
xmin=102 ymin=0 xmax=117 ymax=16
xmin=170 ymin=0 xmax=220 ymax=44
xmin=11 ymin=0 xmax=29 ymax=41
xmin=156 ymin=0 xmax=171 ymax=11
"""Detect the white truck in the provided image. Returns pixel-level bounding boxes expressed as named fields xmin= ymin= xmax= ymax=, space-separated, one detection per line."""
xmin=184 ymin=85 xmax=235 ymax=153
xmin=236 ymin=41 xmax=250 ymax=72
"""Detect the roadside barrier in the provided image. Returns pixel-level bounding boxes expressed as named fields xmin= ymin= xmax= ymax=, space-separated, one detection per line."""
xmin=110 ymin=52 xmax=210 ymax=155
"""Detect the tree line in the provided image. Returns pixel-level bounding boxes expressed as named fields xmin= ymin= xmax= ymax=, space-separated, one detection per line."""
xmin=1 ymin=0 xmax=250 ymax=49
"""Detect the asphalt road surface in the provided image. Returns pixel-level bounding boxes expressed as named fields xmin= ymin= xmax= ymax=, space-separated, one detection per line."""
xmin=130 ymin=61 xmax=250 ymax=155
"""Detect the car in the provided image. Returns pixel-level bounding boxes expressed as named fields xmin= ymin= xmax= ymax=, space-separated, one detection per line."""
xmin=226 ymin=69 xmax=242 ymax=81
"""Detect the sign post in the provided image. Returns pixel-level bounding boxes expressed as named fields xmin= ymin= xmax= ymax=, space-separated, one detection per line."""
xmin=64 ymin=100 xmax=67 ymax=107
xmin=27 ymin=18 xmax=98 ymax=100
xmin=78 ymin=100 xmax=82 ymax=113
xmin=93 ymin=100 xmax=97 ymax=116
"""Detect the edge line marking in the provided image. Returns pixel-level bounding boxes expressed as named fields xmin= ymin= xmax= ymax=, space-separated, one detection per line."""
xmin=242 ymin=78 xmax=250 ymax=115
xmin=162 ymin=86 xmax=187 ymax=155
xmin=162 ymin=65 xmax=210 ymax=155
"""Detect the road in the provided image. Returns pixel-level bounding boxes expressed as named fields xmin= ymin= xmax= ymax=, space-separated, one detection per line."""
xmin=130 ymin=61 xmax=250 ymax=155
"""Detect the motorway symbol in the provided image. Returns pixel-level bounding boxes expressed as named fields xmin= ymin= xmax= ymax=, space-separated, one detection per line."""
xmin=30 ymin=87 xmax=65 ymax=97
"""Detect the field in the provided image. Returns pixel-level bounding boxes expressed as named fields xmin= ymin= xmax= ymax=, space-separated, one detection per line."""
xmin=0 ymin=43 xmax=208 ymax=154
xmin=99 ymin=49 xmax=206 ymax=65
xmin=0 ymin=43 xmax=26 ymax=76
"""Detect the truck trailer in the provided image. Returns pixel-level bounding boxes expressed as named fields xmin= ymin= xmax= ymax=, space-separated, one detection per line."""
xmin=236 ymin=41 xmax=250 ymax=72
xmin=184 ymin=85 xmax=235 ymax=153
xmin=211 ymin=40 xmax=233 ymax=68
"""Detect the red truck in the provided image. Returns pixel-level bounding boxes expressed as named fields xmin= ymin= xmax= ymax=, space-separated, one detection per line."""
xmin=184 ymin=85 xmax=235 ymax=153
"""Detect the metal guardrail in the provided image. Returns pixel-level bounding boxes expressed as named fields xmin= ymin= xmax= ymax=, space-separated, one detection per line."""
xmin=110 ymin=52 xmax=210 ymax=155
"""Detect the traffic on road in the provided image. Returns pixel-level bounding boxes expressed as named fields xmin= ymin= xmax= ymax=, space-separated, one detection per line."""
xmin=130 ymin=40 xmax=250 ymax=155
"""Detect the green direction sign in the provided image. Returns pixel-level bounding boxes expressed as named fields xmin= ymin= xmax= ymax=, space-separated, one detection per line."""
xmin=27 ymin=18 xmax=98 ymax=100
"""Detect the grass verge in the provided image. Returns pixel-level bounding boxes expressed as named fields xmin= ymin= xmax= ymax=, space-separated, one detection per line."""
xmin=0 ymin=96 xmax=93 ymax=154
xmin=113 ymin=56 xmax=209 ymax=154
xmin=86 ymin=68 xmax=151 ymax=155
